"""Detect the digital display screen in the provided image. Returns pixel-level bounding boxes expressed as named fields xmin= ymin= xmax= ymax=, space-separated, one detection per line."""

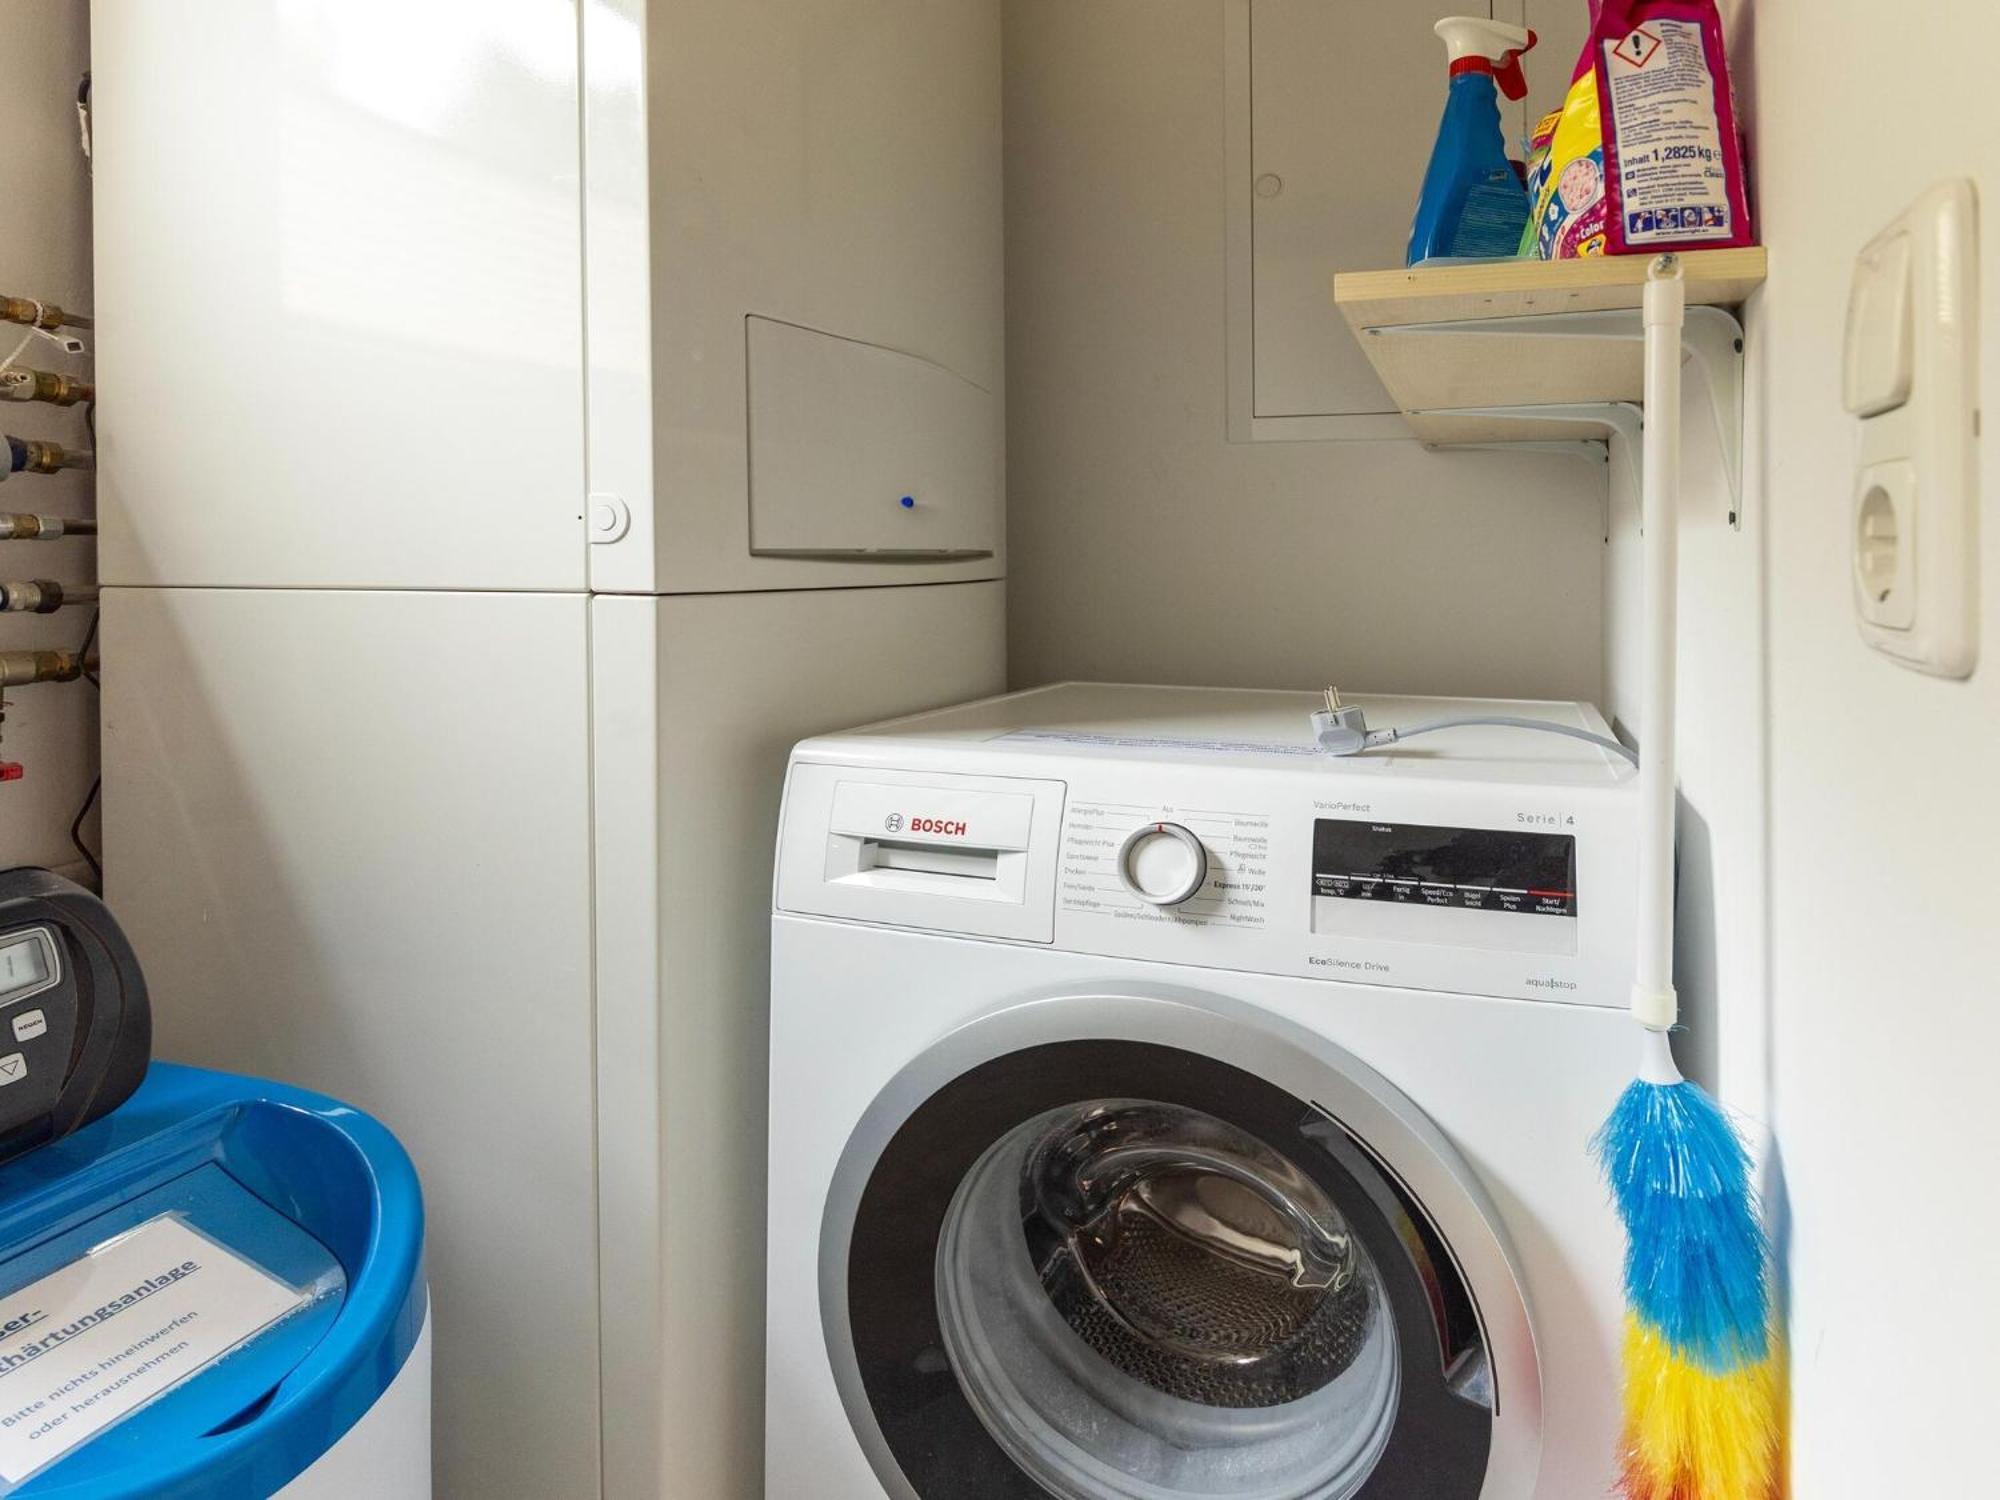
xmin=1312 ymin=819 xmax=1577 ymax=918
xmin=0 ymin=932 xmax=51 ymax=1000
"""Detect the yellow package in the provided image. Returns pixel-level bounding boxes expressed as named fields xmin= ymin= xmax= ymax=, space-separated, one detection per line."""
xmin=1524 ymin=64 xmax=1608 ymax=258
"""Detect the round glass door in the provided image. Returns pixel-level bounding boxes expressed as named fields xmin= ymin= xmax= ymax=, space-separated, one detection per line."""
xmin=830 ymin=1036 xmax=1500 ymax=1500
xmin=939 ymin=1098 xmax=1399 ymax=1497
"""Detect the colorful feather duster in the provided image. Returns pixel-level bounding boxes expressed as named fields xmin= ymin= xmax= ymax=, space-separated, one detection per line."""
xmin=1596 ymin=1044 xmax=1781 ymax=1498
xmin=1594 ymin=258 xmax=1781 ymax=1500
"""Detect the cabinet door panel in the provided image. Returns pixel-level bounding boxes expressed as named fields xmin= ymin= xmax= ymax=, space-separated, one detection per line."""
xmin=94 ymin=1 xmax=586 ymax=589
xmin=103 ymin=586 xmax=598 ymax=1498
xmin=643 ymin=0 xmax=1006 ymax=593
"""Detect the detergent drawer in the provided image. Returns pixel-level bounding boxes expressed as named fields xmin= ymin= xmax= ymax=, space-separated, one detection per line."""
xmin=776 ymin=763 xmax=1065 ymax=943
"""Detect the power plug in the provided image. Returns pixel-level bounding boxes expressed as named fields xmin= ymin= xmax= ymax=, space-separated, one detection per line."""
xmin=1309 ymin=689 xmax=1376 ymax=756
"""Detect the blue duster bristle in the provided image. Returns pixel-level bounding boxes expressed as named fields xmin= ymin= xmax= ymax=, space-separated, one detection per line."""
xmin=1592 ymin=1077 xmax=1769 ymax=1371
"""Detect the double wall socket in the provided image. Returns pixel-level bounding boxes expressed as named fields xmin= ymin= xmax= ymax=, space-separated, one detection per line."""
xmin=1843 ymin=180 xmax=1981 ymax=677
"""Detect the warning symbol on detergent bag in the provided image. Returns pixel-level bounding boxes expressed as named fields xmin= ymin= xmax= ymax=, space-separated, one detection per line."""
xmin=1613 ymin=28 xmax=1663 ymax=68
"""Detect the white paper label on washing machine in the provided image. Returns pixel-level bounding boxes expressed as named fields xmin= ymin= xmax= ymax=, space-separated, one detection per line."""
xmin=0 ymin=1214 xmax=312 ymax=1485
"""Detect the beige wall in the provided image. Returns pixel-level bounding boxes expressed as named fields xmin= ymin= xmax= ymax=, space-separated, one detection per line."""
xmin=1729 ymin=0 xmax=2000 ymax=1490
xmin=1008 ymin=1 xmax=2000 ymax=1489
xmin=0 ymin=7 xmax=94 ymax=877
xmin=1002 ymin=0 xmax=1608 ymax=701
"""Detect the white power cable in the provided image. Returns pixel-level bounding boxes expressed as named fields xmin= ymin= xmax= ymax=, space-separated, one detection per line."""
xmin=1310 ymin=689 xmax=1636 ymax=765
xmin=1348 ymin=714 xmax=1635 ymax=765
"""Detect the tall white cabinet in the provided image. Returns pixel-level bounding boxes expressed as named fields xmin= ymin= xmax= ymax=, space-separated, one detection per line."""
xmin=90 ymin=3 xmax=1006 ymax=1496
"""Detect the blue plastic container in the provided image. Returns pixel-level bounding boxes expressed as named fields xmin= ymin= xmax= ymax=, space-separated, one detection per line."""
xmin=1407 ymin=19 xmax=1536 ymax=265
xmin=0 ymin=1064 xmax=427 ymax=1499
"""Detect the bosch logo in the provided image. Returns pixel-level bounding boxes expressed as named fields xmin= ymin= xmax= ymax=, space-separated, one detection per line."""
xmin=884 ymin=813 xmax=905 ymax=832
xmin=897 ymin=815 xmax=968 ymax=837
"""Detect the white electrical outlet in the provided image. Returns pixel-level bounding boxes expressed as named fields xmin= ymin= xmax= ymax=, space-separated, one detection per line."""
xmin=1843 ymin=180 xmax=1981 ymax=677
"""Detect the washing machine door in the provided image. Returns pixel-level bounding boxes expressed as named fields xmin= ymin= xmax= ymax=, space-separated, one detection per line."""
xmin=818 ymin=988 xmax=1541 ymax=1500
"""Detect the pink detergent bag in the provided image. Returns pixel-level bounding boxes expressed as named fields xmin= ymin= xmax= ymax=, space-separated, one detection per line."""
xmin=1592 ymin=0 xmax=1752 ymax=252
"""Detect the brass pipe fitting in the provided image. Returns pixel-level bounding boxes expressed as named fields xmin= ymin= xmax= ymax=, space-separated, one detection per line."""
xmin=0 ymin=648 xmax=89 ymax=686
xmin=7 ymin=438 xmax=93 ymax=476
xmin=0 ymin=369 xmax=94 ymax=406
xmin=0 ymin=297 xmax=90 ymax=332
xmin=0 ymin=513 xmax=94 ymax=540
xmin=0 ymin=579 xmax=94 ymax=613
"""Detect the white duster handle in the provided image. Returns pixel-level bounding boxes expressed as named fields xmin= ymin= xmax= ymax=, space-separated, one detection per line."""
xmin=1633 ymin=256 xmax=1685 ymax=1034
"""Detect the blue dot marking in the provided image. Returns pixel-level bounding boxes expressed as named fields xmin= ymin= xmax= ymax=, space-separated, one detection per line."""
xmin=899 ymin=495 xmax=916 ymax=509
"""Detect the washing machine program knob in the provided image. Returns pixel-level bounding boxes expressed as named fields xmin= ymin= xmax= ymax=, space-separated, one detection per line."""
xmin=1116 ymin=822 xmax=1209 ymax=907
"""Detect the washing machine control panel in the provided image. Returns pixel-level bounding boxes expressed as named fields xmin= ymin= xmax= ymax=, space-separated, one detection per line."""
xmin=1060 ymin=801 xmax=1272 ymax=930
xmin=1113 ymin=823 xmax=1209 ymax=906
xmin=1047 ymin=772 xmax=1634 ymax=1008
xmin=777 ymin=729 xmax=1638 ymax=1007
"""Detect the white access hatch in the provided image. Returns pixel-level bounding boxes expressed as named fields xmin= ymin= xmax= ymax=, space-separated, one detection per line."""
xmin=748 ymin=319 xmax=1000 ymax=559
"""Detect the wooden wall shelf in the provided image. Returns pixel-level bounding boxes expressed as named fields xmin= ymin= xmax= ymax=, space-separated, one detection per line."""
xmin=1333 ymin=249 xmax=1767 ymax=447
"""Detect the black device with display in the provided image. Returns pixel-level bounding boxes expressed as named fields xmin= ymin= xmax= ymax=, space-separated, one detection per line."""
xmin=0 ymin=868 xmax=151 ymax=1164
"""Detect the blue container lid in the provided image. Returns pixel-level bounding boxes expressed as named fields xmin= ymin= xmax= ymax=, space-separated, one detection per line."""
xmin=0 ymin=1063 xmax=426 ymax=1499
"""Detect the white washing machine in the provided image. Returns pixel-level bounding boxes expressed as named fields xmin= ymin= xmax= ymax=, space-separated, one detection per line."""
xmin=767 ymin=683 xmax=1638 ymax=1500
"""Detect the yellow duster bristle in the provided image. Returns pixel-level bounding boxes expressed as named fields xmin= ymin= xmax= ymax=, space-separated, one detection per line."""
xmin=1619 ymin=1314 xmax=1783 ymax=1500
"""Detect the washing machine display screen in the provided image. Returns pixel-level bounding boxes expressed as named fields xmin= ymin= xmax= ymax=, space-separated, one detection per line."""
xmin=1312 ymin=819 xmax=1577 ymax=918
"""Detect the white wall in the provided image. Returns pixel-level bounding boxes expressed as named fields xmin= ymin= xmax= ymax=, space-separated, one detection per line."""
xmin=1726 ymin=0 xmax=2000 ymax=1490
xmin=0 ymin=7 xmax=95 ymax=878
xmin=1003 ymin=0 xmax=1608 ymax=701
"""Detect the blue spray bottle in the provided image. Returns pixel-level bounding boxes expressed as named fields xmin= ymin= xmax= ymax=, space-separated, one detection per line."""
xmin=1406 ymin=19 xmax=1536 ymax=265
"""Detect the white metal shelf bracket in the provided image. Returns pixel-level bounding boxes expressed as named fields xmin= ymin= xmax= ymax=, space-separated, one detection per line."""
xmin=1411 ymin=402 xmax=1642 ymax=508
xmin=1370 ymin=303 xmax=1745 ymax=527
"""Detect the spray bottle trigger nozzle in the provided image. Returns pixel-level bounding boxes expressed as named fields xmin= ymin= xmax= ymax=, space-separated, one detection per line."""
xmin=1495 ymin=29 xmax=1537 ymax=101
